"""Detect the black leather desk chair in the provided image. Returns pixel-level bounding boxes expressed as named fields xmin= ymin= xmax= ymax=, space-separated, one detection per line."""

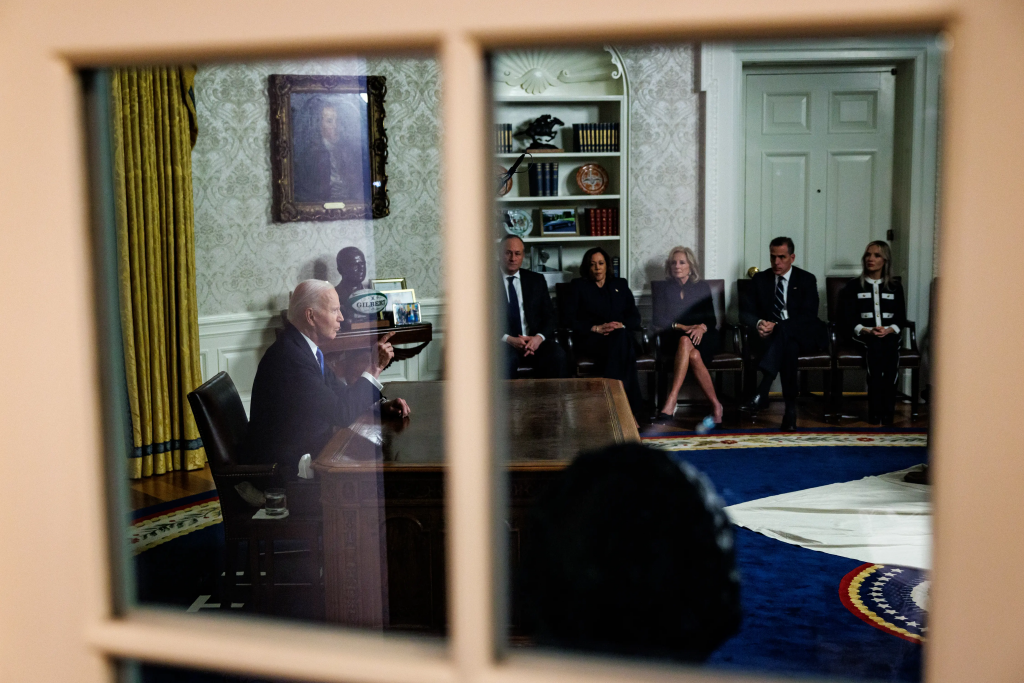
xmin=187 ymin=372 xmax=323 ymax=615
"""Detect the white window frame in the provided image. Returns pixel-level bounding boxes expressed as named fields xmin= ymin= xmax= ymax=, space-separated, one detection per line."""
xmin=3 ymin=1 xmax=1024 ymax=682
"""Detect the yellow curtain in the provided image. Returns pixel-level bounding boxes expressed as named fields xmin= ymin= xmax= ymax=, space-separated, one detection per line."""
xmin=111 ymin=67 xmax=206 ymax=479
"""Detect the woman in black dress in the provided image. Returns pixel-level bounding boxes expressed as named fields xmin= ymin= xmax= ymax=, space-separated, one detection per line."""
xmin=651 ymin=246 xmax=723 ymax=426
xmin=565 ymin=247 xmax=644 ymax=417
xmin=838 ymin=240 xmax=907 ymax=425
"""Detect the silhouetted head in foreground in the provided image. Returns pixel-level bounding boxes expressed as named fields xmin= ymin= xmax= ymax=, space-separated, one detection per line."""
xmin=524 ymin=442 xmax=741 ymax=662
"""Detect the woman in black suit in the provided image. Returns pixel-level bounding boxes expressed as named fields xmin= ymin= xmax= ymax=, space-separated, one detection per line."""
xmin=565 ymin=247 xmax=644 ymax=417
xmin=651 ymin=246 xmax=723 ymax=426
xmin=838 ymin=240 xmax=907 ymax=425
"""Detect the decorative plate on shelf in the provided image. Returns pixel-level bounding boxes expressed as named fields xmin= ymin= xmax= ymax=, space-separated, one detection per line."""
xmin=575 ymin=163 xmax=609 ymax=195
xmin=503 ymin=209 xmax=533 ymax=238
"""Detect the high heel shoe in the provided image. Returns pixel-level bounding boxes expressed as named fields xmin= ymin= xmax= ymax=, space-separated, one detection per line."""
xmin=652 ymin=411 xmax=675 ymax=425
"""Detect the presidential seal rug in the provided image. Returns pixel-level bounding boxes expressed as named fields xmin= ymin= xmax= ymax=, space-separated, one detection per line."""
xmin=638 ymin=429 xmax=927 ymax=681
xmin=841 ymin=564 xmax=929 ymax=643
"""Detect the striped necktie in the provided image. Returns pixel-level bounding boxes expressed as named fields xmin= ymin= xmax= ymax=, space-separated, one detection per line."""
xmin=316 ymin=347 xmax=325 ymax=377
xmin=773 ymin=275 xmax=786 ymax=322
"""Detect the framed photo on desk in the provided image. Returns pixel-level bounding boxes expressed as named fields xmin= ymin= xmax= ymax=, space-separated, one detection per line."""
xmin=383 ymin=288 xmax=416 ymax=311
xmin=371 ymin=277 xmax=407 ymax=292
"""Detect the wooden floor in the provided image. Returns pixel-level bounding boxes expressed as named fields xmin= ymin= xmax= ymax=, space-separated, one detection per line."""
xmin=129 ymin=465 xmax=216 ymax=511
xmin=645 ymin=393 xmax=929 ymax=434
xmin=129 ymin=393 xmax=927 ymax=512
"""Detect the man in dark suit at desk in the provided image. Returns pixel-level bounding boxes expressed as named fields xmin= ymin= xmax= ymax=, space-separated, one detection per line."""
xmin=740 ymin=236 xmax=827 ymax=431
xmin=246 ymin=279 xmax=410 ymax=478
xmin=500 ymin=234 xmax=567 ymax=379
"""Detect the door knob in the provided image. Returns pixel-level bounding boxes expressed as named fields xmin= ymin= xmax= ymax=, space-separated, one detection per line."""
xmin=747 ymin=267 xmax=760 ymax=278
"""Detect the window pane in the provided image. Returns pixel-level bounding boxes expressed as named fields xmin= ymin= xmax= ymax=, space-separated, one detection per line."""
xmin=490 ymin=37 xmax=940 ymax=681
xmin=90 ymin=53 xmax=448 ymax=635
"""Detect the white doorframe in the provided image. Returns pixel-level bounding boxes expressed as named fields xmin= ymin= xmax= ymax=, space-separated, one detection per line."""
xmin=700 ymin=37 xmax=943 ymax=333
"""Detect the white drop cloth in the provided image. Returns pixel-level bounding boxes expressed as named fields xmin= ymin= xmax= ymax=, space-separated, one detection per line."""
xmin=725 ymin=466 xmax=931 ymax=569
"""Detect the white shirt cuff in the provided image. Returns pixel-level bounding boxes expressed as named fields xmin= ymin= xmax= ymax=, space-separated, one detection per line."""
xmin=360 ymin=372 xmax=384 ymax=392
xmin=888 ymin=324 xmax=900 ymax=334
xmin=501 ymin=334 xmax=510 ymax=343
xmin=854 ymin=324 xmax=865 ymax=335
xmin=536 ymin=333 xmax=545 ymax=342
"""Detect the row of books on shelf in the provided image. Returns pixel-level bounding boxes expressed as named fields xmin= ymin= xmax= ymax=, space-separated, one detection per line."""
xmin=573 ymin=123 xmax=620 ymax=153
xmin=494 ymin=122 xmax=621 ymax=153
xmin=583 ymin=207 xmax=620 ymax=236
xmin=495 ymin=123 xmax=513 ymax=153
xmin=527 ymin=163 xmax=559 ymax=196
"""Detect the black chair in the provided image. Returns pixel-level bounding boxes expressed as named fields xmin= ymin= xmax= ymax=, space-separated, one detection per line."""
xmin=187 ymin=372 xmax=322 ymax=614
xmin=825 ymin=276 xmax=921 ymax=420
xmin=736 ymin=279 xmax=835 ymax=420
xmin=651 ymin=279 xmax=743 ymax=410
xmin=554 ymin=282 xmax=656 ymax=411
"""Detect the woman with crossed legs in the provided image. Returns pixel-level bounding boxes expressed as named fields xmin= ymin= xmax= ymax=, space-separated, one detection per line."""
xmin=652 ymin=246 xmax=723 ymax=428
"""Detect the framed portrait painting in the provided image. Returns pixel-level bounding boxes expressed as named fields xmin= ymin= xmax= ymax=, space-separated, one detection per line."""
xmin=269 ymin=75 xmax=389 ymax=222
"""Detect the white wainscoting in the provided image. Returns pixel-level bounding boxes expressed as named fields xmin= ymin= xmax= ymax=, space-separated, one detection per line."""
xmin=198 ymin=298 xmax=446 ymax=414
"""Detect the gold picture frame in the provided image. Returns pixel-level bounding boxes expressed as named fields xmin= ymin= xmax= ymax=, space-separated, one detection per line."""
xmin=269 ymin=74 xmax=389 ymax=222
xmin=371 ymin=277 xmax=408 ymax=292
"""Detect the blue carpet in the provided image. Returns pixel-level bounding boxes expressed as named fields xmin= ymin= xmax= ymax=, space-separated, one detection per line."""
xmin=660 ymin=436 xmax=928 ymax=681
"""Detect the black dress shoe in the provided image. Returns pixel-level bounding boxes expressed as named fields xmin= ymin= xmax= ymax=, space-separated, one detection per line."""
xmin=652 ymin=411 xmax=675 ymax=425
xmin=780 ymin=411 xmax=797 ymax=431
xmin=866 ymin=413 xmax=882 ymax=426
xmin=739 ymin=394 xmax=766 ymax=414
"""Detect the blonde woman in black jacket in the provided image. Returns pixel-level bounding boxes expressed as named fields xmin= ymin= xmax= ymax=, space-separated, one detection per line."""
xmin=838 ymin=241 xmax=907 ymax=425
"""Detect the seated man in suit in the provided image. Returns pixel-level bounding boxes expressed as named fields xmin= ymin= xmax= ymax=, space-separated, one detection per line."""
xmin=246 ymin=280 xmax=410 ymax=478
xmin=739 ymin=236 xmax=827 ymax=431
xmin=499 ymin=234 xmax=567 ymax=379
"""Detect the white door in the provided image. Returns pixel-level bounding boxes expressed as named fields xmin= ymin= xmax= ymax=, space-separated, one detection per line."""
xmin=744 ymin=67 xmax=896 ymax=316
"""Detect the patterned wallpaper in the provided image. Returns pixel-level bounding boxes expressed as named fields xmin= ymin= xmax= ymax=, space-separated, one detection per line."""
xmin=619 ymin=44 xmax=701 ymax=291
xmin=192 ymin=56 xmax=442 ymax=316
xmin=192 ymin=47 xmax=697 ymax=315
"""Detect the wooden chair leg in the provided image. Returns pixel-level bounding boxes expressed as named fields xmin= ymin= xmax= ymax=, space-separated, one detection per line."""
xmin=222 ymin=539 xmax=237 ymax=609
xmin=831 ymin=369 xmax=844 ymax=421
xmin=822 ymin=369 xmax=831 ymax=420
xmin=248 ymin=534 xmax=261 ymax=612
xmin=265 ymin=538 xmax=276 ymax=613
xmin=911 ymin=367 xmax=921 ymax=419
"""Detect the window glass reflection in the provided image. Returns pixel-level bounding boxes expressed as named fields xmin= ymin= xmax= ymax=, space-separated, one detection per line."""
xmin=492 ymin=38 xmax=938 ymax=681
xmin=108 ymin=54 xmax=447 ymax=633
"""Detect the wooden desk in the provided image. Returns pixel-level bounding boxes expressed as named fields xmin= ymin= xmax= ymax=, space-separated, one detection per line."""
xmin=313 ymin=378 xmax=638 ymax=631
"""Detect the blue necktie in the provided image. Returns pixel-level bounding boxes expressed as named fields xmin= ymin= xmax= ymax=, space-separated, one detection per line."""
xmin=506 ymin=276 xmax=523 ymax=336
xmin=316 ymin=348 xmax=325 ymax=377
xmin=773 ymin=275 xmax=786 ymax=322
